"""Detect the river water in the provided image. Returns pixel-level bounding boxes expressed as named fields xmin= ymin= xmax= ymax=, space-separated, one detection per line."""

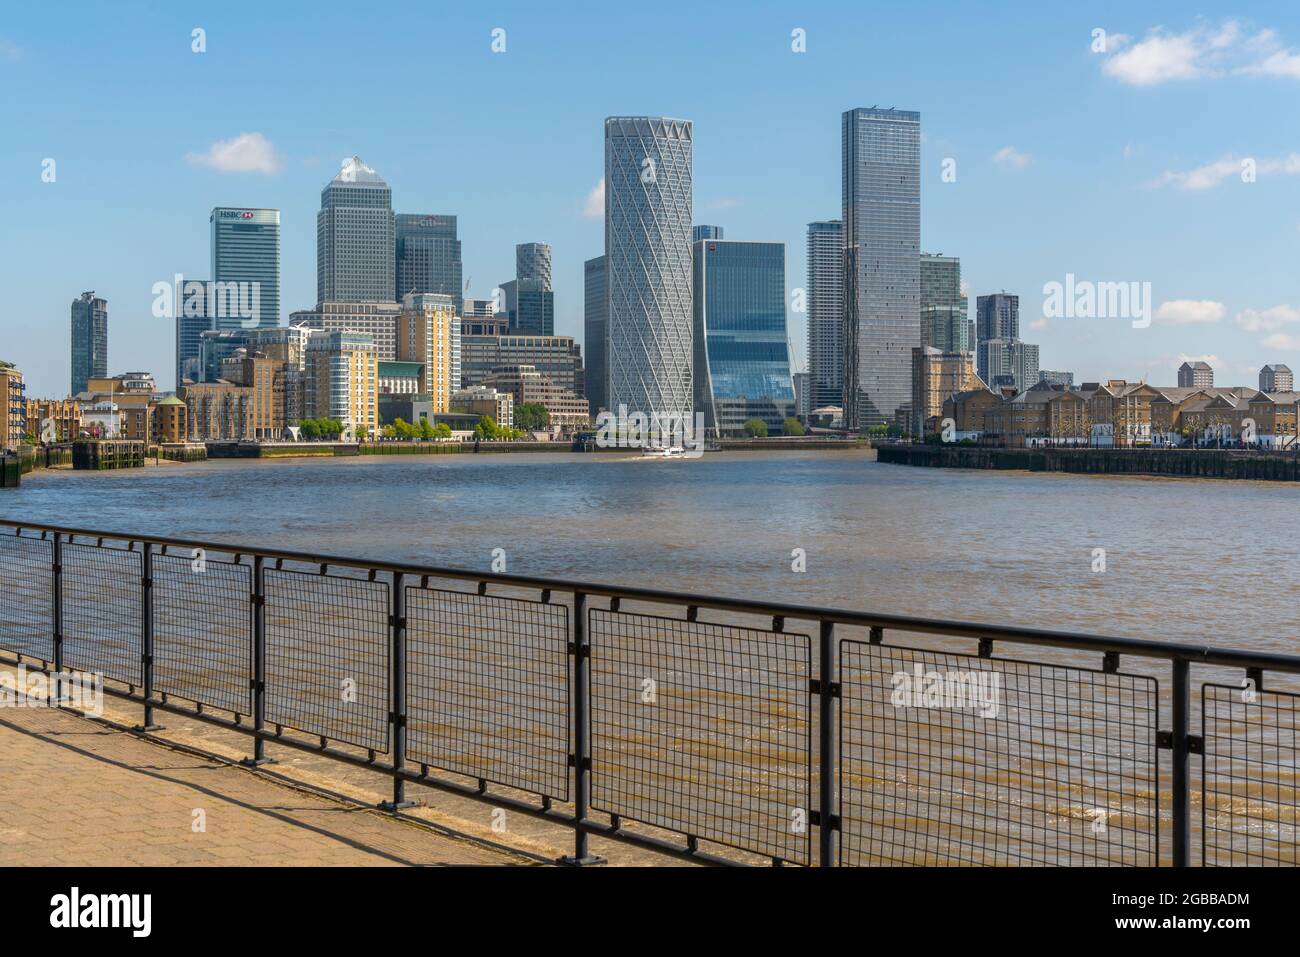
xmin=3 ymin=449 xmax=1297 ymax=651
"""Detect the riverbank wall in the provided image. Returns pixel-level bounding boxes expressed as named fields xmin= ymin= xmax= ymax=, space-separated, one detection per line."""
xmin=878 ymin=444 xmax=1300 ymax=481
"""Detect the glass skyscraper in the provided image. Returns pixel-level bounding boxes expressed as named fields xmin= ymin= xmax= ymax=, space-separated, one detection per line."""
xmin=516 ymin=242 xmax=552 ymax=290
xmin=211 ymin=207 xmax=281 ymax=329
xmin=805 ymin=220 xmax=843 ymax=410
xmin=584 ymin=255 xmax=608 ymax=414
xmin=604 ymin=116 xmax=694 ymax=418
xmin=395 ymin=214 xmax=462 ymax=312
xmin=317 ymin=157 xmax=394 ymax=303
xmin=70 ymin=291 xmax=108 ymax=395
xmin=692 ymin=239 xmax=795 ymax=436
xmin=692 ymin=225 xmax=724 ymax=243
xmin=920 ymin=253 xmax=970 ymax=353
xmin=842 ymin=107 xmax=921 ymax=428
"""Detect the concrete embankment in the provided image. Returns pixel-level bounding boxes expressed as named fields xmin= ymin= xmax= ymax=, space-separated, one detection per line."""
xmin=878 ymin=444 xmax=1300 ymax=481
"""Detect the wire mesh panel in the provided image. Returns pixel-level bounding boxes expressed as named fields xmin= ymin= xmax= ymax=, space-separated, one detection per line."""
xmin=61 ymin=542 xmax=142 ymax=686
xmin=405 ymin=587 xmax=570 ymax=799
xmin=262 ymin=567 xmax=390 ymax=752
xmin=0 ymin=532 xmax=53 ymax=662
xmin=152 ymin=552 xmax=252 ymax=716
xmin=1203 ymin=683 xmax=1300 ymax=866
xmin=589 ymin=609 xmax=812 ymax=864
xmin=839 ymin=641 xmax=1158 ymax=866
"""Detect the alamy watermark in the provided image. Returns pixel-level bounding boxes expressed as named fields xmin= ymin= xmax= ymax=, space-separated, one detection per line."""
xmin=1042 ymin=273 xmax=1152 ymax=329
xmin=151 ymin=274 xmax=261 ymax=328
xmin=594 ymin=405 xmax=706 ymax=457
xmin=0 ymin=665 xmax=104 ymax=717
xmin=890 ymin=663 xmax=1001 ymax=718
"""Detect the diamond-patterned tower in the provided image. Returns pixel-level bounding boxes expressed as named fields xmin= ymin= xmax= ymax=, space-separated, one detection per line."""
xmin=604 ymin=116 xmax=694 ymax=419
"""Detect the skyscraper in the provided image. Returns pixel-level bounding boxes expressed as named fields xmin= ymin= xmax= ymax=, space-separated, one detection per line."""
xmin=979 ymin=339 xmax=1039 ymax=394
xmin=395 ymin=214 xmax=462 ymax=311
xmin=920 ymin=254 xmax=969 ymax=353
xmin=692 ymin=225 xmax=724 ymax=243
xmin=584 ymin=255 xmax=608 ymax=414
xmin=842 ymin=107 xmax=921 ymax=428
xmin=516 ymin=242 xmax=552 ymax=291
xmin=397 ymin=293 xmax=460 ymax=412
xmin=70 ymin=291 xmax=108 ymax=395
xmin=500 ymin=277 xmax=554 ymax=335
xmin=805 ymin=220 xmax=843 ymax=410
xmin=692 ymin=239 xmax=795 ymax=436
xmin=604 ymin=116 xmax=694 ymax=419
xmin=175 ymin=278 xmax=216 ymax=385
xmin=211 ymin=207 xmax=281 ymax=328
xmin=317 ymin=156 xmax=395 ymax=303
xmin=976 ymin=293 xmax=1019 ymax=342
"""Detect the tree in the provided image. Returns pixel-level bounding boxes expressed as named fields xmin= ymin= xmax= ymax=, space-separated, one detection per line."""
xmin=300 ymin=419 xmax=321 ymax=440
xmin=417 ymin=418 xmax=436 ymax=441
xmin=433 ymin=422 xmax=452 ymax=439
xmin=743 ymin=418 xmax=768 ymax=438
xmin=516 ymin=402 xmax=551 ymax=432
xmin=782 ymin=417 xmax=805 ymax=437
xmin=474 ymin=415 xmax=499 ymax=440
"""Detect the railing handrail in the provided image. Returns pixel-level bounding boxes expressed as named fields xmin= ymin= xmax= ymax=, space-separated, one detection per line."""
xmin=3 ymin=516 xmax=1298 ymax=674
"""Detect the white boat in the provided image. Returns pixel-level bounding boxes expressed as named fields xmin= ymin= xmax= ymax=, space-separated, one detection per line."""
xmin=642 ymin=445 xmax=687 ymax=458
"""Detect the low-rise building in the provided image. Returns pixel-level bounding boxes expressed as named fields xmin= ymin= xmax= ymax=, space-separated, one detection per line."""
xmin=151 ymin=395 xmax=188 ymax=444
xmin=481 ymin=364 xmax=590 ymax=430
xmin=25 ymin=397 xmax=82 ymax=443
xmin=451 ymin=385 xmax=514 ymax=429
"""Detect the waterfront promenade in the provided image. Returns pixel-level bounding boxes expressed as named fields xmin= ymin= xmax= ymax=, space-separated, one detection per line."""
xmin=0 ymin=681 xmax=529 ymax=867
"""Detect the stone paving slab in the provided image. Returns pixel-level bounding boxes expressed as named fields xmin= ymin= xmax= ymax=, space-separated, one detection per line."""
xmin=0 ymin=704 xmax=528 ymax=866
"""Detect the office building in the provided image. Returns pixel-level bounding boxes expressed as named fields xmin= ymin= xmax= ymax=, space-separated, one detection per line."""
xmin=317 ymin=156 xmax=395 ymax=303
xmin=842 ymin=107 xmax=921 ymax=428
xmin=175 ymin=278 xmax=217 ymax=385
xmin=605 ymin=116 xmax=694 ymax=418
xmin=70 ymin=291 xmax=108 ymax=396
xmin=1178 ymin=361 xmax=1214 ymax=389
xmin=460 ymin=333 xmax=584 ymax=396
xmin=462 ymin=297 xmax=497 ymax=319
xmin=692 ymin=238 xmax=795 ymax=436
xmin=500 ymin=277 xmax=554 ymax=336
xmin=805 ymin=220 xmax=843 ymax=411
xmin=395 ymin=214 xmax=462 ymax=312
xmin=481 ymin=364 xmax=590 ymax=429
xmin=397 ymin=293 xmax=460 ymax=413
xmin=451 ymin=385 xmax=514 ymax=429
xmin=210 ymin=207 xmax=281 ymax=328
xmin=584 ymin=255 xmax=608 ymax=413
xmin=290 ymin=301 xmax=402 ymax=361
xmin=920 ymin=254 xmax=970 ymax=353
xmin=692 ymin=225 xmax=724 ymax=243
xmin=1260 ymin=364 xmax=1293 ymax=393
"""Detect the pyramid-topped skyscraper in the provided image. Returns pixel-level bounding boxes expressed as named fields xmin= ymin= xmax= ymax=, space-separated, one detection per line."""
xmin=317 ymin=156 xmax=395 ymax=303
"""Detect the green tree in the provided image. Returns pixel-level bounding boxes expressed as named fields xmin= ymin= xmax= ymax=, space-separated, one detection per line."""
xmin=417 ymin=417 xmax=436 ymax=440
xmin=300 ymin=419 xmax=321 ymax=440
xmin=433 ymin=422 xmax=453 ymax=439
xmin=474 ymin=415 xmax=499 ymax=440
xmin=743 ymin=418 xmax=768 ymax=438
xmin=516 ymin=402 xmax=551 ymax=432
xmin=782 ymin=417 xmax=805 ymax=437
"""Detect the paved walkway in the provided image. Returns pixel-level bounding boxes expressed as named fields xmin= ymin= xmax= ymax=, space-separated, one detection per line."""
xmin=0 ymin=704 xmax=526 ymax=866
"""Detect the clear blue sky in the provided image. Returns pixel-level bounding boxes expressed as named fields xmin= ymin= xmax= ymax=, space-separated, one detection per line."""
xmin=3 ymin=0 xmax=1299 ymax=396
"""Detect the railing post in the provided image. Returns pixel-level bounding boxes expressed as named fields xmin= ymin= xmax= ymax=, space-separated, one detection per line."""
xmin=561 ymin=591 xmax=604 ymax=865
xmin=818 ymin=619 xmax=837 ymax=866
xmin=242 ymin=555 xmax=272 ymax=766
xmin=380 ymin=571 xmax=413 ymax=810
xmin=1172 ymin=657 xmax=1190 ymax=867
xmin=135 ymin=542 xmax=161 ymax=731
xmin=51 ymin=532 xmax=62 ymax=705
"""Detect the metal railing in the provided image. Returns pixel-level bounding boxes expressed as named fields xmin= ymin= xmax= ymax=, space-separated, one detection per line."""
xmin=1 ymin=517 xmax=1297 ymax=867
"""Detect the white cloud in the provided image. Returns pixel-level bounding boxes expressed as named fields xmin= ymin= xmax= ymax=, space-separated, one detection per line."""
xmin=1262 ymin=333 xmax=1300 ymax=351
xmin=582 ymin=178 xmax=604 ymax=219
xmin=1100 ymin=20 xmax=1300 ymax=85
xmin=992 ymin=146 xmax=1030 ymax=171
xmin=0 ymin=37 xmax=22 ymax=62
xmin=1235 ymin=304 xmax=1300 ymax=332
xmin=1150 ymin=152 xmax=1300 ymax=190
xmin=1029 ymin=317 xmax=1049 ymax=331
xmin=185 ymin=132 xmax=282 ymax=174
xmin=706 ymin=197 xmax=742 ymax=210
xmin=1154 ymin=300 xmax=1225 ymax=325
